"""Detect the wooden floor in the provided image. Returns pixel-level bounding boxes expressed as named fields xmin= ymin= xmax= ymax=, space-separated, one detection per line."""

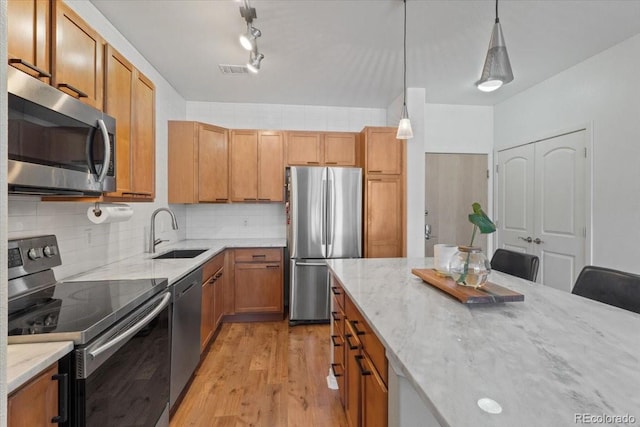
xmin=170 ymin=320 xmax=348 ymax=427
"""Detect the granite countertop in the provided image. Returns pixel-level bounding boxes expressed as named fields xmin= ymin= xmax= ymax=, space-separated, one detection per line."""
xmin=8 ymin=238 xmax=285 ymax=394
xmin=326 ymin=257 xmax=640 ymax=427
xmin=66 ymin=238 xmax=286 ymax=284
xmin=7 ymin=342 xmax=74 ymax=394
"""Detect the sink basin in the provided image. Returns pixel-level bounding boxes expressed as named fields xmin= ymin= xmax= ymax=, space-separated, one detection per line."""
xmin=153 ymin=249 xmax=207 ymax=259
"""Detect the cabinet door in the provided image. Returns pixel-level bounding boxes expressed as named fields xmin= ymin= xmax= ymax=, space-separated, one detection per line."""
xmin=131 ymin=71 xmax=155 ymax=198
xmin=365 ymin=128 xmax=402 ymax=175
xmin=286 ymin=132 xmax=322 ymax=165
xmin=230 ymin=130 xmax=258 ymax=201
xmin=168 ymin=121 xmax=198 ymax=204
xmin=7 ymin=0 xmax=51 ymax=82
xmin=234 ymin=263 xmax=283 ymax=313
xmin=104 ymin=45 xmax=133 ymax=198
xmin=8 ymin=364 xmax=58 ymax=427
xmin=258 ymin=131 xmax=284 ymax=201
xmin=360 ymin=354 xmax=388 ymax=427
xmin=366 ymin=176 xmax=403 ymax=258
xmin=213 ymin=269 xmax=225 ymax=328
xmin=198 ymin=125 xmax=229 ymax=202
xmin=324 ymin=133 xmax=357 ymax=166
xmin=53 ymin=1 xmax=104 ymax=109
xmin=200 ymin=279 xmax=214 ymax=354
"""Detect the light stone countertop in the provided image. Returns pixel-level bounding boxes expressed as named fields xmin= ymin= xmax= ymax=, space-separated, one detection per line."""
xmin=326 ymin=257 xmax=640 ymax=427
xmin=7 ymin=342 xmax=74 ymax=394
xmin=8 ymin=238 xmax=285 ymax=396
xmin=66 ymin=238 xmax=286 ymax=284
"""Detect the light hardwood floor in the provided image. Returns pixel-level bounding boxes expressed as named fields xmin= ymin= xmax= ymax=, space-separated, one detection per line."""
xmin=170 ymin=321 xmax=348 ymax=427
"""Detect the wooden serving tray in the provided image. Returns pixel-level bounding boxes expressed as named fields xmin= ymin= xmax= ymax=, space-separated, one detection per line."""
xmin=411 ymin=268 xmax=524 ymax=304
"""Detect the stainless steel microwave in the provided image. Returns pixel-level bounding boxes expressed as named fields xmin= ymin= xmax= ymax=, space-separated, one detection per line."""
xmin=7 ymin=67 xmax=116 ymax=196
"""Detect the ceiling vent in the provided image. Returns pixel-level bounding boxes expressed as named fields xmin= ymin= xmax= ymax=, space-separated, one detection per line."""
xmin=218 ymin=64 xmax=249 ymax=75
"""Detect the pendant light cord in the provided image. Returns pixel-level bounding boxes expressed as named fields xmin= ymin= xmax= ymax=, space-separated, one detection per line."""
xmin=495 ymin=0 xmax=500 ymax=24
xmin=403 ymin=0 xmax=407 ymax=106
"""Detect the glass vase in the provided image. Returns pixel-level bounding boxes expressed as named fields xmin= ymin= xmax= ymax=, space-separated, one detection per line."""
xmin=449 ymin=246 xmax=491 ymax=288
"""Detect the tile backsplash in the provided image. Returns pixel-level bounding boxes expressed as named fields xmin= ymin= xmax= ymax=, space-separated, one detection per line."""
xmin=185 ymin=203 xmax=285 ymax=239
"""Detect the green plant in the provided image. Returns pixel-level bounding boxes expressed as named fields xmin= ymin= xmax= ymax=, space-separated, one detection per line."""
xmin=456 ymin=202 xmax=496 ymax=285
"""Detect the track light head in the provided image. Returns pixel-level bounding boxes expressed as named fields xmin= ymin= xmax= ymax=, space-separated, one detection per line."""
xmin=247 ymin=52 xmax=264 ymax=73
xmin=239 ymin=25 xmax=261 ymax=51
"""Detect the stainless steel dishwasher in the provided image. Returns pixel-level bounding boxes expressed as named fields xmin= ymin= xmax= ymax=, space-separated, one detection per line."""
xmin=170 ymin=268 xmax=202 ymax=409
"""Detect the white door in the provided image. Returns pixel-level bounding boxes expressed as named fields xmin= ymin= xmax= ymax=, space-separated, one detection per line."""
xmin=497 ymin=130 xmax=587 ymax=291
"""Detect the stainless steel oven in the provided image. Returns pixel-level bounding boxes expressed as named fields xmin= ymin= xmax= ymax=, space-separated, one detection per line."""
xmin=8 ymin=235 xmax=170 ymax=427
xmin=7 ymin=67 xmax=116 ymax=196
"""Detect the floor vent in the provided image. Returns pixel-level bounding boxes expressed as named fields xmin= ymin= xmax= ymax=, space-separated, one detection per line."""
xmin=218 ymin=64 xmax=249 ymax=75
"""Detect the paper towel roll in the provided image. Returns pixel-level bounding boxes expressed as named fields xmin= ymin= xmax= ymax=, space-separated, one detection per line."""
xmin=87 ymin=204 xmax=133 ymax=224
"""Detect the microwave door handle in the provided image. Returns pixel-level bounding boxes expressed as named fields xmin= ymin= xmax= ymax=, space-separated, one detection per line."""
xmin=88 ymin=292 xmax=171 ymax=360
xmin=96 ymin=119 xmax=111 ymax=184
xmin=84 ymin=127 xmax=98 ymax=176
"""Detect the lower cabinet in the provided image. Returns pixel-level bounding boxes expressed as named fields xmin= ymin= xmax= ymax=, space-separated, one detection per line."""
xmin=200 ymin=252 xmax=225 ymax=353
xmin=332 ymin=276 xmax=388 ymax=427
xmin=8 ymin=364 xmax=63 ymax=427
xmin=233 ymin=248 xmax=283 ymax=314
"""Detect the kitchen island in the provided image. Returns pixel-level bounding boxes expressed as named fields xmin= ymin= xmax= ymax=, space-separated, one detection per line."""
xmin=326 ymin=258 xmax=640 ymax=427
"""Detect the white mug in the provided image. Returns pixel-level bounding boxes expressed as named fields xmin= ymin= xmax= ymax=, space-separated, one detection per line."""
xmin=434 ymin=244 xmax=457 ymax=274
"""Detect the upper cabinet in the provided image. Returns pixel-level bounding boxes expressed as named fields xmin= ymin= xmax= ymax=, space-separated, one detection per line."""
xmin=7 ymin=0 xmax=52 ymax=83
xmin=230 ymin=130 xmax=284 ymax=202
xmin=362 ymin=127 xmax=403 ymax=175
xmin=286 ymin=131 xmax=358 ymax=167
xmin=104 ymin=45 xmax=155 ymax=201
xmin=168 ymin=121 xmax=229 ymax=204
xmin=53 ymin=0 xmax=104 ymax=109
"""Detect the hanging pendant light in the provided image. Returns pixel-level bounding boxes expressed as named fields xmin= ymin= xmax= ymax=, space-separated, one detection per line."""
xmin=397 ymin=0 xmax=413 ymax=140
xmin=476 ymin=0 xmax=514 ymax=92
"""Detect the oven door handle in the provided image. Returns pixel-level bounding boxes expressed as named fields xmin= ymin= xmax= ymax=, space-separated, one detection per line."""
xmin=89 ymin=292 xmax=171 ymax=360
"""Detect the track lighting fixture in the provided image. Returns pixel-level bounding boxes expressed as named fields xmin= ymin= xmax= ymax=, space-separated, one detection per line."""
xmin=247 ymin=51 xmax=264 ymax=73
xmin=396 ymin=0 xmax=413 ymax=140
xmin=476 ymin=0 xmax=513 ymax=92
xmin=238 ymin=0 xmax=265 ymax=73
xmin=239 ymin=24 xmax=261 ymax=51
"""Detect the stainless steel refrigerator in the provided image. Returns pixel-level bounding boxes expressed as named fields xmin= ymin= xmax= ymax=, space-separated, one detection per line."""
xmin=287 ymin=166 xmax=362 ymax=324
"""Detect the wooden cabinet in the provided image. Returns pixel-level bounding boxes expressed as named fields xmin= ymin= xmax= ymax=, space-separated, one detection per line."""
xmin=361 ymin=127 xmax=406 ymax=258
xmin=7 ymin=0 xmax=51 ymax=83
xmin=286 ymin=131 xmax=358 ymax=166
xmin=8 ymin=364 xmax=61 ymax=427
xmin=230 ymin=130 xmax=284 ymax=202
xmin=53 ymin=0 xmax=104 ymax=109
xmin=233 ymin=248 xmax=283 ymax=315
xmin=365 ymin=176 xmax=404 ymax=258
xmin=168 ymin=121 xmax=229 ymax=204
xmin=334 ymin=277 xmax=388 ymax=427
xmin=362 ymin=127 xmax=403 ymax=175
xmin=200 ymin=252 xmax=225 ymax=353
xmin=104 ymin=45 xmax=155 ymax=201
xmin=330 ymin=279 xmax=347 ymax=406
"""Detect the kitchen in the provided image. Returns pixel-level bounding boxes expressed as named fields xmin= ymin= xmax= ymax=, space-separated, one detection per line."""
xmin=2 ymin=0 xmax=640 ymax=426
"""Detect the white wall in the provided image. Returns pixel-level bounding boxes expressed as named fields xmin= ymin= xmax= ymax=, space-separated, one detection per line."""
xmin=425 ymin=104 xmax=493 ymax=154
xmin=184 ymin=101 xmax=387 ymax=239
xmin=6 ymin=1 xmax=188 ymax=279
xmin=494 ymin=33 xmax=640 ymax=273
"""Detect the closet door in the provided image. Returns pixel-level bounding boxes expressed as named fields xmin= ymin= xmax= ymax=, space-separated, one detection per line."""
xmin=496 ymin=130 xmax=587 ymax=291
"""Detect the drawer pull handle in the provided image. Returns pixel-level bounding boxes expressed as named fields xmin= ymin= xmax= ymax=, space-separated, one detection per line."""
xmin=306 ymin=161 xmax=320 ymax=164
xmin=344 ymin=333 xmax=359 ymax=350
xmin=258 ymin=198 xmax=271 ymax=201
xmin=330 ymin=363 xmax=344 ymax=378
xmin=330 ymin=286 xmax=341 ymax=295
xmin=325 ymin=162 xmax=337 ymax=165
xmin=252 ymin=254 xmax=266 ymax=258
xmin=369 ymin=170 xmax=382 ymax=173
xmin=57 ymin=83 xmax=88 ymax=98
xmin=331 ymin=335 xmax=342 ymax=347
xmin=331 ymin=311 xmax=341 ymax=321
xmin=215 ymin=198 xmax=228 ymax=201
xmin=355 ymin=355 xmax=372 ymax=376
xmin=266 ymin=265 xmax=280 ymax=269
xmin=350 ymin=320 xmax=365 ymax=336
xmin=9 ymin=58 xmax=52 ymax=78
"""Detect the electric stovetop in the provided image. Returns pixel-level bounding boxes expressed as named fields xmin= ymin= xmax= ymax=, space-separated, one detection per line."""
xmin=8 ymin=278 xmax=168 ymax=345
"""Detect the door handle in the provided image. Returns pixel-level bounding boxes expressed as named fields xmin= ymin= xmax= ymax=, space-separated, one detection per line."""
xmin=533 ymin=238 xmax=544 ymax=244
xmin=518 ymin=236 xmax=533 ymax=243
xmin=424 ymin=224 xmax=431 ymax=240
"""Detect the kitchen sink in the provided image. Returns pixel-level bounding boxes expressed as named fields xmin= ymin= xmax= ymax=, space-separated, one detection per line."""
xmin=153 ymin=249 xmax=207 ymax=259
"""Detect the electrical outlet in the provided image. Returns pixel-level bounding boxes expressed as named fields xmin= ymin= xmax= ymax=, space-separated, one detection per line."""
xmin=243 ymin=219 xmax=248 ymax=227
xmin=86 ymin=228 xmax=92 ymax=244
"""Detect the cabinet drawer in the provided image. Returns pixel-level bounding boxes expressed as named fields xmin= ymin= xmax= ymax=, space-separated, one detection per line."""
xmin=330 ymin=277 xmax=345 ymax=310
xmin=203 ymin=252 xmax=225 ymax=280
xmin=331 ymin=306 xmax=344 ymax=337
xmin=345 ymin=296 xmax=387 ymax=385
xmin=234 ymin=248 xmax=282 ymax=263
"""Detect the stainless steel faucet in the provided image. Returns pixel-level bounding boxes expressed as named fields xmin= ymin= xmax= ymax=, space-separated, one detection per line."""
xmin=149 ymin=208 xmax=179 ymax=253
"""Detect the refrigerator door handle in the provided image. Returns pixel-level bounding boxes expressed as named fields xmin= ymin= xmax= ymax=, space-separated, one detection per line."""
xmin=295 ymin=261 xmax=327 ymax=267
xmin=321 ymin=179 xmax=327 ymax=247
xmin=327 ymin=179 xmax=333 ymax=247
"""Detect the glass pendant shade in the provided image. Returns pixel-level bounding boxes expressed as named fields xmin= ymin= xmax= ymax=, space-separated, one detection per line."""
xmin=396 ymin=104 xmax=413 ymax=140
xmin=476 ymin=21 xmax=513 ymax=92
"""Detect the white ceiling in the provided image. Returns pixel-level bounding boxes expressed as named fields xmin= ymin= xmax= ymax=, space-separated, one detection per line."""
xmin=90 ymin=0 xmax=640 ymax=108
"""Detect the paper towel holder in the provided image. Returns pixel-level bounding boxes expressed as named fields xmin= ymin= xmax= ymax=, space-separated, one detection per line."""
xmin=93 ymin=202 xmax=103 ymax=217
